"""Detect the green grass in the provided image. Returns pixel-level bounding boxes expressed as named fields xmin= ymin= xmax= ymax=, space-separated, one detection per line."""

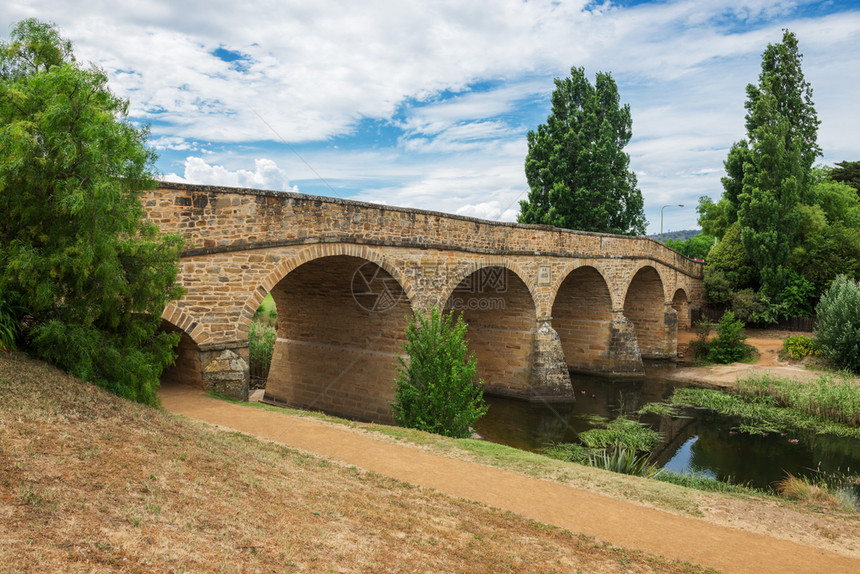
xmin=578 ymin=416 xmax=662 ymax=451
xmin=253 ymin=294 xmax=278 ymax=328
xmin=669 ymin=383 xmax=860 ymax=439
xmin=541 ymin=442 xmax=592 ymax=464
xmin=256 ymin=293 xmax=276 ymax=316
xmin=655 ymin=471 xmax=767 ymax=496
xmin=637 ymin=402 xmax=679 ymax=417
xmin=737 ymin=372 xmax=860 ymax=427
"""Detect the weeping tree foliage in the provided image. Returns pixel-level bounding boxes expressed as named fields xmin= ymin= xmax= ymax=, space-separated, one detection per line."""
xmin=0 ymin=19 xmax=183 ymax=405
xmin=391 ymin=306 xmax=488 ymax=439
xmin=518 ymin=67 xmax=646 ymax=236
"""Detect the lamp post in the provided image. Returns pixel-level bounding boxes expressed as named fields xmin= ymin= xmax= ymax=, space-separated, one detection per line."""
xmin=661 ymin=204 xmax=684 ymax=243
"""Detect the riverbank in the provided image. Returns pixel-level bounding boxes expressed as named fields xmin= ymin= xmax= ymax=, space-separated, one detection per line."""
xmin=670 ymin=328 xmax=833 ymax=389
xmin=160 ymin=384 xmax=860 ymax=573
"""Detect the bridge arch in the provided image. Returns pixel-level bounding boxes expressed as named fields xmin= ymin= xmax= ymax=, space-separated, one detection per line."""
xmin=158 ymin=317 xmax=205 ymax=390
xmin=239 ymin=244 xmax=414 ymax=340
xmin=262 ymin=252 xmax=413 ymax=423
xmin=442 ymin=262 xmax=538 ymax=398
xmin=623 ymin=265 xmax=670 ymax=358
xmin=158 ymin=303 xmax=213 ymax=390
xmin=672 ymin=288 xmax=691 ymax=330
xmin=550 ymin=265 xmax=614 ymax=373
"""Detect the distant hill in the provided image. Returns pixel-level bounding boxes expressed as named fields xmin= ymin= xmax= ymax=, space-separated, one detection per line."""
xmin=647 ymin=229 xmax=702 ymax=242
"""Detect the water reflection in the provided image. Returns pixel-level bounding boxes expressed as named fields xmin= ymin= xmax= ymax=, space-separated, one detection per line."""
xmin=476 ymin=368 xmax=860 ymax=492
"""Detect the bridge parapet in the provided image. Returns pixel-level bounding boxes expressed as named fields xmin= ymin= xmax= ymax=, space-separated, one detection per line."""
xmin=145 ymin=183 xmax=702 ymax=278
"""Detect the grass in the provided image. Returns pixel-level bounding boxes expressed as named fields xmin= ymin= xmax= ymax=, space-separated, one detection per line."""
xmin=578 ymin=416 xmax=663 ymax=452
xmin=775 ymin=472 xmax=860 ymax=511
xmin=1 ymin=352 xmax=718 ymax=573
xmin=669 ymin=376 xmax=860 ymax=439
xmin=655 ymin=471 xmax=765 ymax=496
xmin=737 ymin=372 xmax=860 ymax=427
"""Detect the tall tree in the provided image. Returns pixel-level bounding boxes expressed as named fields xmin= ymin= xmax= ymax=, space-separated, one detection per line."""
xmin=830 ymin=160 xmax=860 ymax=194
xmin=0 ymin=19 xmax=183 ymax=405
xmin=518 ymin=67 xmax=646 ymax=235
xmin=728 ymin=30 xmax=821 ymax=294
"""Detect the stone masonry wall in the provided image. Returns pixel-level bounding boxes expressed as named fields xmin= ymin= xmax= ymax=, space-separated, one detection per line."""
xmin=146 ymin=184 xmax=704 ymax=409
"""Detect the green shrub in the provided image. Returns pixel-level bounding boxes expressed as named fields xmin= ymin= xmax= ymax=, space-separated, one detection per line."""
xmin=815 ymin=274 xmax=860 ymax=372
xmin=0 ymin=293 xmax=22 ymax=351
xmin=782 ymin=335 xmax=820 ymax=360
xmin=689 ymin=316 xmax=713 ymax=360
xmin=391 ymin=306 xmax=488 ymax=438
xmin=248 ymin=321 xmax=277 ymax=381
xmin=773 ymin=271 xmax=816 ymax=319
xmin=706 ymin=311 xmax=753 ymax=364
xmin=588 ymin=447 xmax=661 ymax=477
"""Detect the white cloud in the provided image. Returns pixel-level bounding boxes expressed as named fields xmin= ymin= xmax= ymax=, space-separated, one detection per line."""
xmin=456 ymin=201 xmax=520 ymax=222
xmin=162 ymin=157 xmax=299 ymax=192
xmin=2 ymin=0 xmax=858 ymax=234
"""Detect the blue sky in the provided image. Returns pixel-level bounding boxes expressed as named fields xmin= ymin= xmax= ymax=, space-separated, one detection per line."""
xmin=3 ymin=0 xmax=859 ymax=233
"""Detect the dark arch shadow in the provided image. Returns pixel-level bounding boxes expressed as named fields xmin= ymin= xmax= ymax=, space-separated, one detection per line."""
xmin=624 ymin=266 xmax=667 ymax=358
xmin=263 ymin=255 xmax=412 ymax=423
xmin=672 ymin=288 xmax=690 ymax=331
xmin=551 ymin=266 xmax=614 ymax=373
xmin=444 ymin=266 xmax=537 ymax=398
xmin=158 ymin=319 xmax=204 ymax=390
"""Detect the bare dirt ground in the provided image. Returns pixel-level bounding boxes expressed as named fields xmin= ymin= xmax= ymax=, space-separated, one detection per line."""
xmin=671 ymin=328 xmax=828 ymax=388
xmin=159 ymin=331 xmax=860 ymax=574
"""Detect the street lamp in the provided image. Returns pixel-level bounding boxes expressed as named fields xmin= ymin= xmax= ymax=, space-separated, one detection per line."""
xmin=661 ymin=204 xmax=684 ymax=243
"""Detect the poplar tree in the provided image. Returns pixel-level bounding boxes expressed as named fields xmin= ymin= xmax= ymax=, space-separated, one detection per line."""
xmin=726 ymin=30 xmax=820 ymax=293
xmin=518 ymin=67 xmax=646 ymax=235
xmin=0 ymin=19 xmax=183 ymax=405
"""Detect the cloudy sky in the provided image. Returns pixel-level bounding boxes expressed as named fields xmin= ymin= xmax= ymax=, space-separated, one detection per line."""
xmin=3 ymin=1 xmax=859 ymax=234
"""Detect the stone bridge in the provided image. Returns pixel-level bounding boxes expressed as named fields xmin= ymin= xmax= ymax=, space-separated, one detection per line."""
xmin=147 ymin=183 xmax=703 ymax=423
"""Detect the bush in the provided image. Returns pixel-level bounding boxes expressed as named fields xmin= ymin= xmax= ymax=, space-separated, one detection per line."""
xmin=391 ymin=306 xmax=488 ymax=438
xmin=782 ymin=335 xmax=820 ymax=360
xmin=248 ymin=321 xmax=277 ymax=382
xmin=814 ymin=275 xmax=860 ymax=372
xmin=0 ymin=293 xmax=22 ymax=351
xmin=693 ymin=311 xmax=753 ymax=364
xmin=689 ymin=316 xmax=713 ymax=360
xmin=707 ymin=311 xmax=752 ymax=363
xmin=588 ymin=447 xmax=661 ymax=478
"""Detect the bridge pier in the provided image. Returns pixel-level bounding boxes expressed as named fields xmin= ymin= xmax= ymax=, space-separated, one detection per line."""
xmin=529 ymin=318 xmax=575 ymax=400
xmin=198 ymin=343 xmax=250 ymax=401
xmin=607 ymin=311 xmax=645 ymax=375
xmin=663 ymin=303 xmax=680 ymax=358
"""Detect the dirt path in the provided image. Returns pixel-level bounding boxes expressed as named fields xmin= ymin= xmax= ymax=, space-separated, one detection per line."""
xmin=160 ymin=386 xmax=858 ymax=574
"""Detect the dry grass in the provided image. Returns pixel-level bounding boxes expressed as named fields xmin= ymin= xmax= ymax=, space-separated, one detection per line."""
xmin=0 ymin=352 xmax=713 ymax=574
xmin=775 ymin=474 xmax=841 ymax=506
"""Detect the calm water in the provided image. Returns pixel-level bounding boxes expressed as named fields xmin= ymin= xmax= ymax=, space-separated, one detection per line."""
xmin=475 ymin=366 xmax=860 ymax=492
